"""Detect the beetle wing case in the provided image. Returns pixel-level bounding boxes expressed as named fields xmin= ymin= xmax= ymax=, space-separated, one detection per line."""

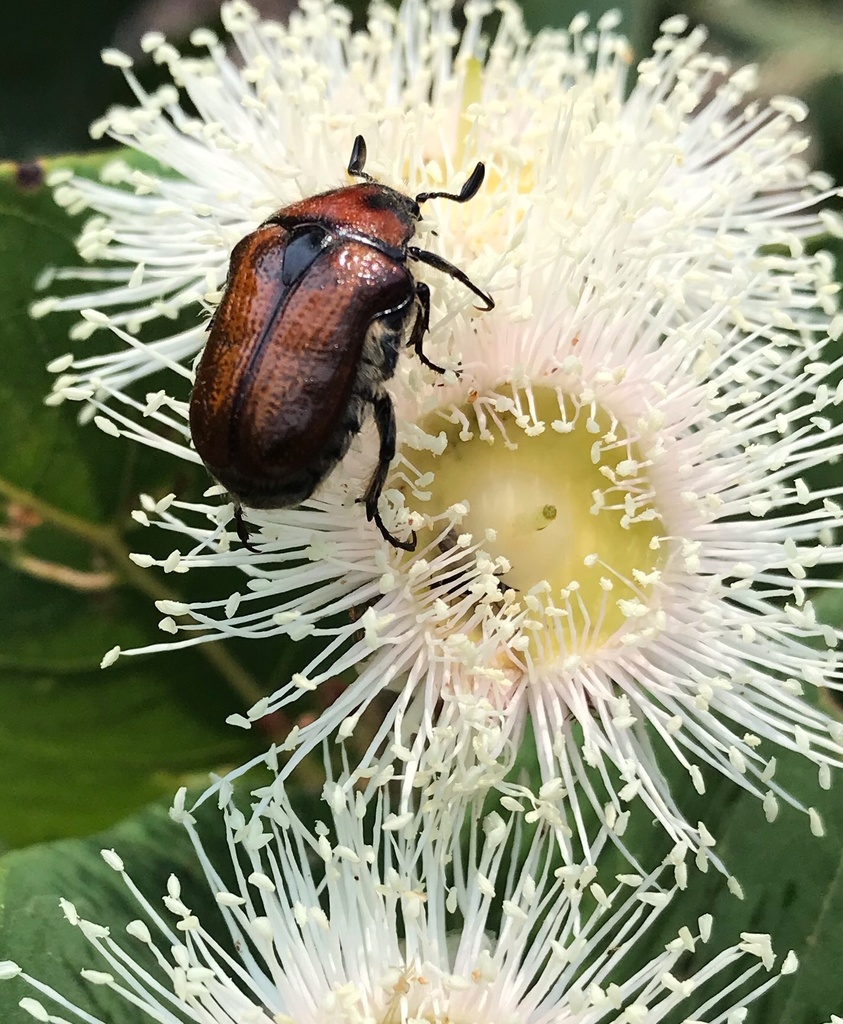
xmin=189 ymin=221 xmax=416 ymax=509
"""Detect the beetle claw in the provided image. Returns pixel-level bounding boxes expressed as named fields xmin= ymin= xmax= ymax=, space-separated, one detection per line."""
xmin=234 ymin=505 xmax=262 ymax=553
xmin=369 ymin=505 xmax=417 ymax=552
xmin=419 ymin=354 xmax=449 ymax=375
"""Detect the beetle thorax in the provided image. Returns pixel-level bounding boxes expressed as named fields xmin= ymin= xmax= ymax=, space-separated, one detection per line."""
xmin=271 ymin=183 xmax=420 ymax=255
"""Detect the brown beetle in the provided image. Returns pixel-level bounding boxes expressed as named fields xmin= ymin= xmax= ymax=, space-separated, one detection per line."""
xmin=189 ymin=136 xmax=493 ymax=551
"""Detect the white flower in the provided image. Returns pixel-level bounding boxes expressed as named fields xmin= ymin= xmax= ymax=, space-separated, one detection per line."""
xmin=36 ymin=0 xmax=843 ymax=865
xmin=0 ymin=780 xmax=795 ymax=1024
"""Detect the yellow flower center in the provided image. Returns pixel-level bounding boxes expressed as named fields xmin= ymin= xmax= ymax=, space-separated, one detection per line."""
xmin=402 ymin=387 xmax=666 ymax=660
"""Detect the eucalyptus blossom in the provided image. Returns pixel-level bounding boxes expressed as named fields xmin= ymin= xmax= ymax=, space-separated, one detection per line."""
xmin=35 ymin=0 xmax=843 ymax=864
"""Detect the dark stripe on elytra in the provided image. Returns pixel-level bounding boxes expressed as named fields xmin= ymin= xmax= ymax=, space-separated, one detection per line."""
xmin=227 ymin=241 xmax=339 ymax=451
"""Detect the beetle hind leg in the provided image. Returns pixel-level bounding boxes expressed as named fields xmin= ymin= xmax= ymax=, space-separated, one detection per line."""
xmin=365 ymin=393 xmax=417 ymax=552
xmin=234 ymin=504 xmax=262 ymax=554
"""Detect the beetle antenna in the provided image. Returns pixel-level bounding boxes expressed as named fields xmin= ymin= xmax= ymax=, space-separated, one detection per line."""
xmin=348 ymin=135 xmax=374 ymax=182
xmin=416 ymin=162 xmax=485 ymax=205
xmin=407 ymin=245 xmax=494 ymax=311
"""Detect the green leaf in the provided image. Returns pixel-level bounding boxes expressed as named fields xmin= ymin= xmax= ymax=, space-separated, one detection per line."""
xmin=0 ymin=779 xmax=329 ymax=1024
xmin=3 ymin=751 xmax=842 ymax=1024
xmin=0 ymin=153 xmax=172 ymax=523
xmin=486 ymin=692 xmax=843 ymax=1020
xmin=0 ymin=798 xmax=226 ymax=1024
xmin=0 ymin=154 xmax=326 ymax=848
xmin=609 ymin=585 xmax=843 ymax=1022
xmin=628 ymin=750 xmax=843 ymax=1024
xmin=0 ymin=571 xmax=260 ymax=848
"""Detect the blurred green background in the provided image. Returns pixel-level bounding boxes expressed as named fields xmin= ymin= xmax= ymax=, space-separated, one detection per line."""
xmin=5 ymin=0 xmax=843 ymax=172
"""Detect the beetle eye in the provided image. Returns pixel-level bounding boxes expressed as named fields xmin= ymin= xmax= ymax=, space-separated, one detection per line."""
xmin=281 ymin=225 xmax=329 ymax=286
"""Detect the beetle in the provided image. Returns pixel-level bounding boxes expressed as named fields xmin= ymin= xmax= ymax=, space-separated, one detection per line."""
xmin=189 ymin=135 xmax=494 ymax=552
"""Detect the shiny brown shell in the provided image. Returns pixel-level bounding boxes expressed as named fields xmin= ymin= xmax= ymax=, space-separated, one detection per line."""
xmin=189 ymin=183 xmax=419 ymax=509
xmin=188 ymin=143 xmax=493 ymax=554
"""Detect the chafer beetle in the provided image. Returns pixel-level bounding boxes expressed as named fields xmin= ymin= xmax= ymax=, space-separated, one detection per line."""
xmin=189 ymin=136 xmax=493 ymax=551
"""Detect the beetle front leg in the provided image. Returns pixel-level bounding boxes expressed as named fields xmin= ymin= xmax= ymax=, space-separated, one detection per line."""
xmin=365 ymin=392 xmax=417 ymax=552
xmin=407 ymin=282 xmax=446 ymax=375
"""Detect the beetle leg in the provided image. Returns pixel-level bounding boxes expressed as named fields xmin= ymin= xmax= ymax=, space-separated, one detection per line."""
xmin=408 ymin=282 xmax=450 ymax=375
xmin=365 ymin=393 xmax=417 ymax=552
xmin=234 ymin=505 xmax=261 ymax=554
xmin=407 ymin=246 xmax=494 ymax=311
